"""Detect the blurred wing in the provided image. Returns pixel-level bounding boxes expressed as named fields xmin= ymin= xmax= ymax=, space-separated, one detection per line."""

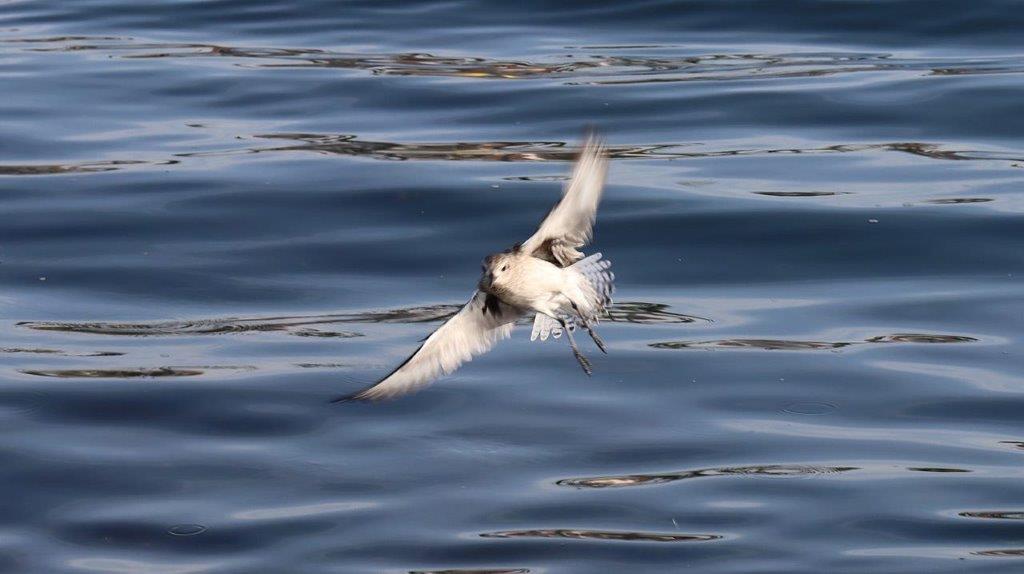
xmin=334 ymin=291 xmax=522 ymax=402
xmin=520 ymin=134 xmax=608 ymax=266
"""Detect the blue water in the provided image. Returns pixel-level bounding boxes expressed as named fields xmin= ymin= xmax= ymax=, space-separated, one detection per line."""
xmin=2 ymin=1 xmax=1024 ymax=572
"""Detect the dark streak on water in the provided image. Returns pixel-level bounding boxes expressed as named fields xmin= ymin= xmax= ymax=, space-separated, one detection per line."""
xmin=2 ymin=1 xmax=1024 ymax=573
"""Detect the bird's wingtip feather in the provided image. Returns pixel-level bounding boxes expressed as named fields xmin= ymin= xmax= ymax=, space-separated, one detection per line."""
xmin=330 ymin=382 xmax=392 ymax=404
xmin=330 ymin=390 xmax=368 ymax=404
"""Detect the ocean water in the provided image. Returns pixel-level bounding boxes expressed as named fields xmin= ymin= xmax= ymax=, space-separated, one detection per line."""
xmin=2 ymin=1 xmax=1023 ymax=572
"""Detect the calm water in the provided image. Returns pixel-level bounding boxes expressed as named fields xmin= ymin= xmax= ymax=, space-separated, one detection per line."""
xmin=2 ymin=1 xmax=1024 ymax=572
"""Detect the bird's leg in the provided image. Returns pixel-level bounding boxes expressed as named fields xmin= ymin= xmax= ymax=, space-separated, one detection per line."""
xmin=570 ymin=301 xmax=607 ymax=354
xmin=559 ymin=317 xmax=592 ymax=375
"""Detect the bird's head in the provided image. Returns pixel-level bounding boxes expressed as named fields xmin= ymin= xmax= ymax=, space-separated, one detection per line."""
xmin=478 ymin=244 xmax=523 ymax=293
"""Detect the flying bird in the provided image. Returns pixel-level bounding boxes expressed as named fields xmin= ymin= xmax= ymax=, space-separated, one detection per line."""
xmin=336 ymin=134 xmax=613 ymax=402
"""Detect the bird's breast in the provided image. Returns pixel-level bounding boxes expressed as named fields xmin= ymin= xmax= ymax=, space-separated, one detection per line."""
xmin=489 ymin=258 xmax=566 ymax=309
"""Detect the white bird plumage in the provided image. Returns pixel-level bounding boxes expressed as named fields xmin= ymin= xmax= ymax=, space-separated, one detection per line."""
xmin=336 ymin=134 xmax=612 ymax=402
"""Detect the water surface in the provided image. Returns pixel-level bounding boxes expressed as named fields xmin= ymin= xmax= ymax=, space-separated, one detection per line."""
xmin=2 ymin=1 xmax=1024 ymax=572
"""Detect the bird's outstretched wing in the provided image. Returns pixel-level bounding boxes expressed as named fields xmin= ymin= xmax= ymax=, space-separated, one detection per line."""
xmin=334 ymin=292 xmax=523 ymax=402
xmin=520 ymin=134 xmax=608 ymax=266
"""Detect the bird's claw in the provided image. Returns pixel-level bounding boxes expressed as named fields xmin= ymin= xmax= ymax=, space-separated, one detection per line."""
xmin=587 ymin=328 xmax=607 ymax=354
xmin=574 ymin=350 xmax=593 ymax=375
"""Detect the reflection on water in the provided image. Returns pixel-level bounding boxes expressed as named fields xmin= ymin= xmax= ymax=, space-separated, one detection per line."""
xmin=20 ymin=367 xmax=206 ymax=378
xmin=864 ymin=334 xmax=978 ymax=344
xmin=653 ymin=339 xmax=853 ymax=351
xmin=924 ymin=198 xmax=994 ymax=204
xmin=480 ymin=529 xmax=722 ymax=542
xmin=557 ymin=465 xmax=858 ymax=488
xmin=959 ymin=511 xmax=1024 ymax=520
xmin=409 ymin=564 xmax=532 ymax=568
xmin=186 ymin=134 xmax=1024 ymax=165
xmin=9 ymin=36 xmax=1024 ymax=84
xmin=651 ymin=333 xmax=977 ymax=351
xmin=287 ymin=328 xmax=362 ymax=338
xmin=2 ymin=347 xmax=123 ymax=357
xmin=605 ymin=302 xmax=708 ymax=324
xmin=17 ymin=301 xmax=703 ymax=337
xmin=753 ymin=191 xmax=849 ymax=198
xmin=17 ymin=365 xmax=259 ymax=378
xmin=0 ymin=160 xmax=174 ymax=175
xmin=4 ymin=134 xmax=1020 ymax=177
xmin=971 ymin=549 xmax=1024 ymax=557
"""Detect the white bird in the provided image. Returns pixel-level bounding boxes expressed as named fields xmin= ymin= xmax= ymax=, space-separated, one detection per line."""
xmin=336 ymin=134 xmax=613 ymax=402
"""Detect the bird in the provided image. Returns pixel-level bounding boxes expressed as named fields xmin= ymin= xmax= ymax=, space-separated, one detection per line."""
xmin=335 ymin=134 xmax=613 ymax=402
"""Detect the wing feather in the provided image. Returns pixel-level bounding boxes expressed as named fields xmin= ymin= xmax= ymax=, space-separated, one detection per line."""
xmin=521 ymin=134 xmax=608 ymax=266
xmin=334 ymin=291 xmax=522 ymax=402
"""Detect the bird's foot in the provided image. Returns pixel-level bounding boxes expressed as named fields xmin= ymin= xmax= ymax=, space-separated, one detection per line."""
xmin=561 ymin=316 xmax=593 ymax=375
xmin=586 ymin=327 xmax=608 ymax=354
xmin=573 ymin=348 xmax=593 ymax=375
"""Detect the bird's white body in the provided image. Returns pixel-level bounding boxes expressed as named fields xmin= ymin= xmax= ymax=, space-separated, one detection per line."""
xmin=337 ymin=134 xmax=613 ymax=402
xmin=487 ymin=254 xmax=596 ymax=319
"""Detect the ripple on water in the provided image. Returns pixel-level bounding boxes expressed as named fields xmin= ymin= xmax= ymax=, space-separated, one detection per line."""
xmin=924 ymin=197 xmax=994 ymax=204
xmin=652 ymin=339 xmax=852 ymax=351
xmin=19 ymin=367 xmax=205 ymax=378
xmin=0 ymin=159 xmax=173 ymax=175
xmin=971 ymin=549 xmax=1024 ymax=557
xmin=0 ymin=388 xmax=50 ymax=417
xmin=4 ymin=132 xmax=1021 ymax=178
xmin=652 ymin=333 xmax=978 ymax=350
xmin=557 ymin=464 xmax=858 ymax=488
xmin=288 ymin=328 xmax=363 ymax=338
xmin=409 ymin=570 xmax=530 ymax=574
xmin=16 ymin=301 xmax=704 ymax=337
xmin=783 ymin=401 xmax=838 ymax=415
xmin=753 ymin=191 xmax=849 ymax=197
xmin=959 ymin=511 xmax=1024 ymax=520
xmin=864 ymin=333 xmax=979 ymax=344
xmin=10 ymin=36 xmax=1024 ymax=85
xmin=166 ymin=524 xmax=207 ymax=536
xmin=479 ymin=529 xmax=722 ymax=542
xmin=231 ymin=501 xmax=374 ymax=521
xmin=15 ymin=307 xmax=457 ymax=336
xmin=1 ymin=348 xmax=124 ymax=357
xmin=184 ymin=135 xmax=1024 ymax=165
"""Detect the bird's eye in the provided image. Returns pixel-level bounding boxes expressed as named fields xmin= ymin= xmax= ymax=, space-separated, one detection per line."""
xmin=501 ymin=265 xmax=508 ymax=272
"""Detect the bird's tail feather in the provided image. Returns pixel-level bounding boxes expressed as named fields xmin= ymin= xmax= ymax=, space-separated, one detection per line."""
xmin=529 ymin=253 xmax=613 ymax=342
xmin=531 ymin=312 xmax=570 ymax=341
xmin=571 ymin=252 xmax=614 ymax=312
